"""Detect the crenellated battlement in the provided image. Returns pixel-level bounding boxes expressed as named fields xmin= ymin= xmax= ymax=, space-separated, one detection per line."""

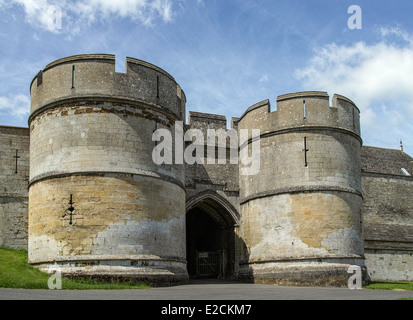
xmin=188 ymin=111 xmax=228 ymax=131
xmin=30 ymin=54 xmax=186 ymax=122
xmin=237 ymin=91 xmax=361 ymax=141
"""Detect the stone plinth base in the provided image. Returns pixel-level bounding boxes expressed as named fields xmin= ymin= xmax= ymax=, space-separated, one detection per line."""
xmin=238 ymin=259 xmax=368 ymax=287
xmin=32 ymin=258 xmax=189 ymax=287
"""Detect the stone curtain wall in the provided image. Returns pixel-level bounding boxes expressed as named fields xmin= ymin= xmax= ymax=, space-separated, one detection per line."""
xmin=0 ymin=126 xmax=30 ymax=250
xmin=362 ymin=173 xmax=413 ymax=281
xmin=361 ymin=146 xmax=413 ymax=281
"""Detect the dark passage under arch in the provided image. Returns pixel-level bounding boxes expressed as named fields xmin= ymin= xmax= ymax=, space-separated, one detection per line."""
xmin=186 ymin=193 xmax=239 ymax=280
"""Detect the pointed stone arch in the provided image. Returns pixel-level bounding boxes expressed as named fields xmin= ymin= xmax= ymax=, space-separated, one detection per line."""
xmin=185 ymin=190 xmax=240 ymax=279
xmin=186 ymin=190 xmax=240 ymax=227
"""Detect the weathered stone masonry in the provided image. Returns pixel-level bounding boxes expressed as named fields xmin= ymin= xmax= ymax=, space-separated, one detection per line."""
xmin=361 ymin=147 xmax=413 ymax=281
xmin=0 ymin=54 xmax=412 ymax=286
xmin=236 ymin=93 xmax=366 ymax=286
xmin=0 ymin=126 xmax=29 ymax=250
xmin=28 ymin=54 xmax=187 ymax=286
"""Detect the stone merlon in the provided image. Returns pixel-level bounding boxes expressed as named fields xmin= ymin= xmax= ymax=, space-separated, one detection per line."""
xmin=238 ymin=91 xmax=361 ymax=142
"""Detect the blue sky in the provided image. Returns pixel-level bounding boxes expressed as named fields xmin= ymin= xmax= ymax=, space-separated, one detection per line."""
xmin=1 ymin=0 xmax=413 ymax=155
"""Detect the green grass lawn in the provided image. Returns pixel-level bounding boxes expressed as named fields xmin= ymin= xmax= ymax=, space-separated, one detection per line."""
xmin=0 ymin=247 xmax=149 ymax=290
xmin=364 ymin=282 xmax=413 ymax=300
xmin=364 ymin=281 xmax=413 ymax=291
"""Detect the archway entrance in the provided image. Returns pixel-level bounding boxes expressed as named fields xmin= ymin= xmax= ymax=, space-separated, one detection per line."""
xmin=186 ymin=192 xmax=239 ymax=280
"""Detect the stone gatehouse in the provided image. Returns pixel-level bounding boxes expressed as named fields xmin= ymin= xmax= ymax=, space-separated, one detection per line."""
xmin=0 ymin=54 xmax=412 ymax=286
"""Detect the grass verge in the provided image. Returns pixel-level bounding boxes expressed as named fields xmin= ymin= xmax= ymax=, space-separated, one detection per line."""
xmin=364 ymin=281 xmax=413 ymax=291
xmin=364 ymin=281 xmax=413 ymax=300
xmin=0 ymin=247 xmax=149 ymax=290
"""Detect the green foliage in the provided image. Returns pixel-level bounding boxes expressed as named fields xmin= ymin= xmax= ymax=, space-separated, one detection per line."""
xmin=0 ymin=247 xmax=149 ymax=290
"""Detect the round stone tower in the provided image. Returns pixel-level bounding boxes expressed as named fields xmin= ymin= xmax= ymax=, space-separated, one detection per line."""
xmin=237 ymin=92 xmax=366 ymax=286
xmin=28 ymin=54 xmax=188 ymax=286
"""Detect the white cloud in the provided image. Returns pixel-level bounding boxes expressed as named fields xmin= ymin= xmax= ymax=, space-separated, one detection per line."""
xmin=9 ymin=0 xmax=177 ymax=33
xmin=296 ymin=41 xmax=413 ymax=111
xmin=72 ymin=0 xmax=175 ymax=24
xmin=295 ymin=28 xmax=413 ymax=152
xmin=11 ymin=0 xmax=60 ymax=33
xmin=379 ymin=25 xmax=413 ymax=45
xmin=0 ymin=94 xmax=30 ymax=119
